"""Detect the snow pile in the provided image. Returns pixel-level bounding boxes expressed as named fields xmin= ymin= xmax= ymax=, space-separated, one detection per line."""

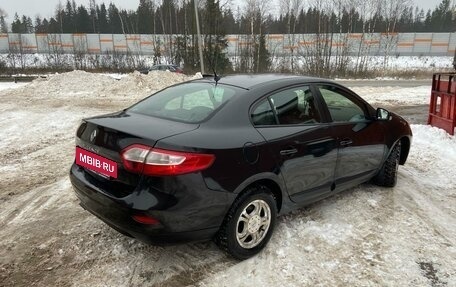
xmin=352 ymin=85 xmax=431 ymax=106
xmin=107 ymin=70 xmax=199 ymax=98
xmin=11 ymin=70 xmax=201 ymax=102
xmin=406 ymin=125 xmax=456 ymax=189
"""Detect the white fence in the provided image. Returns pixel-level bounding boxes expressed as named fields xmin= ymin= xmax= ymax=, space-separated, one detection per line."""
xmin=0 ymin=33 xmax=455 ymax=57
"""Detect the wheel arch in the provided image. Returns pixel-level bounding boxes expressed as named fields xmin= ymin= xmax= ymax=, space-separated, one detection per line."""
xmin=232 ymin=173 xmax=286 ymax=213
xmin=399 ymin=136 xmax=411 ymax=165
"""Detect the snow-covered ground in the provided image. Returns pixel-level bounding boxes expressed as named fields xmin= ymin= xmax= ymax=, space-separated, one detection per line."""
xmin=0 ymin=82 xmax=29 ymax=92
xmin=351 ymin=85 xmax=431 ymax=106
xmin=0 ymin=71 xmax=455 ymax=286
xmin=352 ymin=56 xmax=454 ymax=70
xmin=268 ymin=56 xmax=454 ymax=72
xmin=1 ymin=54 xmax=455 ymax=72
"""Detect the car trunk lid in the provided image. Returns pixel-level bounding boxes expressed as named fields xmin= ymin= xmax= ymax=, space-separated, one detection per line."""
xmin=74 ymin=111 xmax=199 ymax=197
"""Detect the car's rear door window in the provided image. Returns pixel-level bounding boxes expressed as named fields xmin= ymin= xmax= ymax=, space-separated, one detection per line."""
xmin=129 ymin=82 xmax=238 ymax=123
xmin=252 ymin=100 xmax=276 ymax=125
xmin=251 ymin=86 xmax=321 ymax=126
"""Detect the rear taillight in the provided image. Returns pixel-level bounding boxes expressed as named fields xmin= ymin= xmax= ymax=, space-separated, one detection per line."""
xmin=121 ymin=144 xmax=215 ymax=176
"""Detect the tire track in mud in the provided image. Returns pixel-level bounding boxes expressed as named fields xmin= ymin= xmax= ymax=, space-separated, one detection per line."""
xmin=0 ymin=176 xmax=236 ymax=287
xmin=67 ymin=239 xmax=236 ymax=286
xmin=393 ymin=172 xmax=455 ymax=286
xmin=0 ymin=92 xmax=114 ymax=200
xmin=0 ymin=139 xmax=74 ymax=201
xmin=0 ymin=178 xmax=77 ymax=287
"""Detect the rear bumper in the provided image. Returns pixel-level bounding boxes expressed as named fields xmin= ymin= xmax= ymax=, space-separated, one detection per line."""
xmin=70 ymin=163 xmax=235 ymax=243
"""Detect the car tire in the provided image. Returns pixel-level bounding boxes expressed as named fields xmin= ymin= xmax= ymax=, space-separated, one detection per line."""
xmin=214 ymin=186 xmax=277 ymax=260
xmin=373 ymin=141 xmax=401 ymax=187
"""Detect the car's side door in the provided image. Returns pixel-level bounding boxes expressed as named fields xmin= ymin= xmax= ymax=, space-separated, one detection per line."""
xmin=315 ymin=84 xmax=387 ymax=191
xmin=252 ymin=85 xmax=338 ymax=203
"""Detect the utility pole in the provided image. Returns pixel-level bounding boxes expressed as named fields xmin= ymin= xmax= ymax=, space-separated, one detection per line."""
xmin=453 ymin=47 xmax=456 ymax=70
xmin=194 ymin=0 xmax=205 ymax=74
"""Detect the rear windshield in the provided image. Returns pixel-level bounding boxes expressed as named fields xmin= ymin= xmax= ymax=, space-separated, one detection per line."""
xmin=128 ymin=82 xmax=239 ymax=123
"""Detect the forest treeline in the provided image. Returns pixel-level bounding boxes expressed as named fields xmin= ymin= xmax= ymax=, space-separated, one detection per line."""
xmin=1 ymin=0 xmax=455 ymax=77
xmin=0 ymin=0 xmax=455 ymax=35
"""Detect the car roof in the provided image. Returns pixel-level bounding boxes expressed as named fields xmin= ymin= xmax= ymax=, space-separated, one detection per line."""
xmin=194 ymin=74 xmax=335 ymax=90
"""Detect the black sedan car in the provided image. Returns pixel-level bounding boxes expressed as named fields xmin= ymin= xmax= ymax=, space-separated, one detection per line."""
xmin=70 ymin=74 xmax=412 ymax=259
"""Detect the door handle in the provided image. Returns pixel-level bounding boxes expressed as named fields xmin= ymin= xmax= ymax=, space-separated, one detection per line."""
xmin=340 ymin=139 xmax=353 ymax=147
xmin=280 ymin=148 xmax=298 ymax=156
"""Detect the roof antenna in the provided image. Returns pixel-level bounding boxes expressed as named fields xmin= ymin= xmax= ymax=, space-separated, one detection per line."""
xmin=205 ymin=45 xmax=221 ymax=84
xmin=213 ymin=68 xmax=221 ymax=83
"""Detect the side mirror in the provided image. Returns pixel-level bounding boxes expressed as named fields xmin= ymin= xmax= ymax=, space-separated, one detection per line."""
xmin=376 ymin=108 xmax=391 ymax=121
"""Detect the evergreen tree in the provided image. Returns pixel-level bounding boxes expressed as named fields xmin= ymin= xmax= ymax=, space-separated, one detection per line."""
xmin=48 ymin=18 xmax=60 ymax=33
xmin=223 ymin=9 xmax=237 ymax=34
xmin=97 ymin=4 xmax=109 ymax=33
xmin=137 ymin=0 xmax=154 ymax=34
xmin=63 ymin=0 xmax=76 ymax=32
xmin=108 ymin=3 xmax=123 ymax=33
xmin=120 ymin=9 xmax=136 ymax=34
xmin=0 ymin=8 xmax=7 ymax=33
xmin=34 ymin=16 xmax=43 ymax=33
xmin=414 ymin=8 xmax=425 ymax=32
xmin=431 ymin=0 xmax=453 ymax=31
xmin=11 ymin=14 xmax=23 ymax=33
xmin=75 ymin=5 xmax=92 ymax=32
xmin=424 ymin=10 xmax=432 ymax=31
xmin=22 ymin=15 xmax=34 ymax=33
xmin=253 ymin=33 xmax=271 ymax=73
xmin=89 ymin=0 xmax=98 ymax=33
xmin=158 ymin=0 xmax=177 ymax=34
xmin=202 ymin=0 xmax=232 ymax=73
xmin=0 ymin=15 xmax=7 ymax=33
xmin=2 ymin=0 xmax=456 ymax=35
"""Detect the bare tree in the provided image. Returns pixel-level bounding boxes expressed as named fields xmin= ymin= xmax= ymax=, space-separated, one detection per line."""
xmin=89 ymin=0 xmax=97 ymax=33
xmin=239 ymin=0 xmax=271 ymax=72
xmin=45 ymin=34 xmax=70 ymax=69
xmin=157 ymin=0 xmax=183 ymax=65
xmin=293 ymin=0 xmax=382 ymax=76
xmin=380 ymin=0 xmax=411 ymax=70
xmin=354 ymin=0 xmax=382 ymax=74
xmin=7 ymin=39 xmax=25 ymax=72
xmin=298 ymin=0 xmax=334 ymax=76
xmin=56 ymin=1 xmax=64 ymax=33
xmin=280 ymin=0 xmax=303 ymax=72
xmin=74 ymin=35 xmax=89 ymax=70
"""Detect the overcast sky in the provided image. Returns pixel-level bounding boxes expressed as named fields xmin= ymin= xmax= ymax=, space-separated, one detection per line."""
xmin=0 ymin=0 xmax=444 ymax=20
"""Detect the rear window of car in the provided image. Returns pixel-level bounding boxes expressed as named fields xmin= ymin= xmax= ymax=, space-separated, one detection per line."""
xmin=128 ymin=82 xmax=239 ymax=123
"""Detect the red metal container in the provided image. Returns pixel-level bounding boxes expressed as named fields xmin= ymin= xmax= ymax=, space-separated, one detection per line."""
xmin=428 ymin=73 xmax=456 ymax=135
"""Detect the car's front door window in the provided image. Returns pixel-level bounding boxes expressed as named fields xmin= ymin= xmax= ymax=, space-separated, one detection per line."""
xmin=318 ymin=86 xmax=367 ymax=122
